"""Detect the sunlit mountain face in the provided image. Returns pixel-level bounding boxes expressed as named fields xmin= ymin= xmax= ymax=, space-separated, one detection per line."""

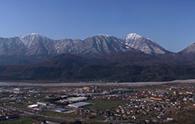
xmin=0 ymin=33 xmax=170 ymax=56
xmin=0 ymin=33 xmax=195 ymax=82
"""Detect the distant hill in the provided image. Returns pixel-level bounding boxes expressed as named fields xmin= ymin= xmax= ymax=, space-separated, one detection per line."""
xmin=0 ymin=33 xmax=195 ymax=82
xmin=0 ymin=33 xmax=170 ymax=65
xmin=0 ymin=52 xmax=195 ymax=82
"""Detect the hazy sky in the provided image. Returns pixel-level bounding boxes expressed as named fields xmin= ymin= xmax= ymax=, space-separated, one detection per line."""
xmin=0 ymin=0 xmax=195 ymax=52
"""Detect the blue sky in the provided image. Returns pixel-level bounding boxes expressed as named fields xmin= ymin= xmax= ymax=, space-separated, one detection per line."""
xmin=0 ymin=0 xmax=195 ymax=52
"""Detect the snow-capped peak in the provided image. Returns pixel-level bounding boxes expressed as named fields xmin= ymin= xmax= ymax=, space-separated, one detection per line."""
xmin=30 ymin=33 xmax=40 ymax=35
xmin=126 ymin=33 xmax=143 ymax=40
xmin=20 ymin=33 xmax=42 ymax=39
xmin=27 ymin=33 xmax=44 ymax=38
xmin=125 ymin=33 xmax=168 ymax=55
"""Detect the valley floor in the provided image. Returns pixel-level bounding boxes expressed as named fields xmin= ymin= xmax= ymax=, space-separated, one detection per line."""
xmin=0 ymin=80 xmax=194 ymax=124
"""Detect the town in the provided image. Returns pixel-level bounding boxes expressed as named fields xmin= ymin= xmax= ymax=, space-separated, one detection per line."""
xmin=0 ymin=82 xmax=195 ymax=124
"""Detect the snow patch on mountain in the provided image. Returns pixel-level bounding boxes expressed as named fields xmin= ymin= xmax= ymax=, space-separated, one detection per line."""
xmin=125 ymin=33 xmax=168 ymax=54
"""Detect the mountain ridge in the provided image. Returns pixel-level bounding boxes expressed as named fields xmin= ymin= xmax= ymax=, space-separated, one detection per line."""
xmin=0 ymin=33 xmax=195 ymax=67
xmin=125 ymin=33 xmax=169 ymax=54
xmin=0 ymin=33 xmax=172 ymax=56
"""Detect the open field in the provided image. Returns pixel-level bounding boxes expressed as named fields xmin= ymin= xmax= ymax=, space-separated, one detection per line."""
xmin=0 ymin=118 xmax=34 ymax=124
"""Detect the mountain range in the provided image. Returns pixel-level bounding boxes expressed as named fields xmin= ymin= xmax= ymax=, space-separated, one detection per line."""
xmin=0 ymin=33 xmax=195 ymax=82
xmin=0 ymin=33 xmax=171 ymax=56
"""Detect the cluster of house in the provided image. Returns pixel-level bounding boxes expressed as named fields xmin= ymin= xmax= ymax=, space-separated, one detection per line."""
xmin=0 ymin=106 xmax=19 ymax=121
xmin=113 ymin=86 xmax=195 ymax=123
